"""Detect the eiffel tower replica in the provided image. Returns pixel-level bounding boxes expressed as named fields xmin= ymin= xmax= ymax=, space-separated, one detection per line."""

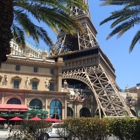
xmin=49 ymin=0 xmax=133 ymax=118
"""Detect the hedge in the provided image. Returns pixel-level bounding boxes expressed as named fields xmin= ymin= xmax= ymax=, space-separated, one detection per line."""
xmin=61 ymin=117 xmax=140 ymax=140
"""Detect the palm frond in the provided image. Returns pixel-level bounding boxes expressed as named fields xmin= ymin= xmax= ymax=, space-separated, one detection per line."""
xmin=14 ymin=9 xmax=53 ymax=46
xmin=12 ymin=0 xmax=87 ymax=47
xmin=100 ymin=0 xmax=137 ymax=6
xmin=100 ymin=12 xmax=121 ymax=25
xmin=129 ymin=30 xmax=140 ymax=52
xmin=34 ymin=26 xmax=52 ymax=46
xmin=11 ymin=24 xmax=25 ymax=49
xmin=110 ymin=8 xmax=140 ymax=27
xmin=117 ymin=24 xmax=132 ymax=38
xmin=39 ymin=7 xmax=83 ymax=34
xmin=100 ymin=0 xmax=140 ymax=52
xmin=106 ymin=17 xmax=140 ymax=39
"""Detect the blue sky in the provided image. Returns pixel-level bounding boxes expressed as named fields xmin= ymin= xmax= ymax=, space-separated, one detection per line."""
xmin=26 ymin=1 xmax=140 ymax=90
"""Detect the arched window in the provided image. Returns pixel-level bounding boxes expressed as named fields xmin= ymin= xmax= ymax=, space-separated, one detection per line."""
xmin=80 ymin=107 xmax=90 ymax=117
xmin=7 ymin=98 xmax=21 ymax=104
xmin=67 ymin=107 xmax=73 ymax=117
xmin=29 ymin=99 xmax=42 ymax=109
xmin=50 ymin=100 xmax=62 ymax=119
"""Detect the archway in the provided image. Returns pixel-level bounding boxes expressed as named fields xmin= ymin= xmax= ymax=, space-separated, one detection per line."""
xmin=29 ymin=99 xmax=42 ymax=109
xmin=50 ymin=100 xmax=62 ymax=119
xmin=80 ymin=107 xmax=90 ymax=117
xmin=62 ymin=66 xmax=133 ymax=117
xmin=67 ymin=107 xmax=73 ymax=117
xmin=7 ymin=98 xmax=21 ymax=104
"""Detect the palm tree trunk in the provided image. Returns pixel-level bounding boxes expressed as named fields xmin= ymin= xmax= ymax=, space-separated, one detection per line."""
xmin=0 ymin=0 xmax=13 ymax=65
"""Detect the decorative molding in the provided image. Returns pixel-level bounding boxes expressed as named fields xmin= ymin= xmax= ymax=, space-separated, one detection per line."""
xmin=11 ymin=76 xmax=22 ymax=81
xmin=48 ymin=98 xmax=64 ymax=107
xmin=6 ymin=56 xmax=64 ymax=68
xmin=27 ymin=96 xmax=45 ymax=107
xmin=4 ymin=95 xmax=24 ymax=104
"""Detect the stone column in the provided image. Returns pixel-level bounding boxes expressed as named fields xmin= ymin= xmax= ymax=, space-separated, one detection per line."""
xmin=64 ymin=98 xmax=67 ymax=119
xmin=57 ymin=57 xmax=63 ymax=92
xmin=1 ymin=93 xmax=4 ymax=104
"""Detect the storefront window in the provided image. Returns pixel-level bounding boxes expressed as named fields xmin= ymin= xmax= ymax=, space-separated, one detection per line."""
xmin=50 ymin=100 xmax=62 ymax=119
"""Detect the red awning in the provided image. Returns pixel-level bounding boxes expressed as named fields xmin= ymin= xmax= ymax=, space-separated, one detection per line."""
xmin=0 ymin=104 xmax=28 ymax=112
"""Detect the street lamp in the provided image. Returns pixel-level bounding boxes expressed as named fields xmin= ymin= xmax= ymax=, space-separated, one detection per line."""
xmin=8 ymin=111 xmax=10 ymax=125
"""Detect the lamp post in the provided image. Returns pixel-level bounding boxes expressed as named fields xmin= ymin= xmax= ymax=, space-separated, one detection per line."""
xmin=8 ymin=111 xmax=10 ymax=125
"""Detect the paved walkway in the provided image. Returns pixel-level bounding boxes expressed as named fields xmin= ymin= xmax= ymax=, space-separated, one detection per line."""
xmin=0 ymin=131 xmax=9 ymax=138
xmin=0 ymin=131 xmax=59 ymax=139
xmin=0 ymin=130 xmax=117 ymax=140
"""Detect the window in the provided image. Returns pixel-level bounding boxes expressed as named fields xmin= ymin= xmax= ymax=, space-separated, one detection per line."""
xmin=50 ymin=100 xmax=62 ymax=119
xmin=7 ymin=98 xmax=21 ymax=104
xmin=14 ymin=80 xmax=19 ymax=89
xmin=80 ymin=107 xmax=91 ymax=117
xmin=34 ymin=67 xmax=38 ymax=73
xmin=50 ymin=83 xmax=54 ymax=91
xmin=67 ymin=107 xmax=73 ymax=117
xmin=15 ymin=65 xmax=20 ymax=71
xmin=50 ymin=69 xmax=54 ymax=75
xmin=29 ymin=99 xmax=42 ymax=109
xmin=32 ymin=82 xmax=38 ymax=90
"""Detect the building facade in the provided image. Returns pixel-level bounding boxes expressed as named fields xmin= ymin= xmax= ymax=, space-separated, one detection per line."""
xmin=0 ymin=51 xmax=69 ymax=120
xmin=1 ymin=0 xmax=139 ymax=120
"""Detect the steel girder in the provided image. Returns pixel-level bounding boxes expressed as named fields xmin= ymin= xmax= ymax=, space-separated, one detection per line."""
xmin=62 ymin=65 xmax=133 ymax=118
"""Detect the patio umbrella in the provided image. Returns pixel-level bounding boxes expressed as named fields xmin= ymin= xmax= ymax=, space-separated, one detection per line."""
xmin=10 ymin=116 xmax=23 ymax=121
xmin=44 ymin=118 xmax=62 ymax=122
xmin=29 ymin=116 xmax=42 ymax=121
xmin=52 ymin=118 xmax=62 ymax=122
xmin=44 ymin=118 xmax=54 ymax=122
xmin=0 ymin=117 xmax=6 ymax=121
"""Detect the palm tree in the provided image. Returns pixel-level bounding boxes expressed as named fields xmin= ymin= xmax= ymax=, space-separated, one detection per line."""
xmin=0 ymin=0 xmax=86 ymax=64
xmin=0 ymin=1 xmax=13 ymax=64
xmin=100 ymin=0 xmax=140 ymax=52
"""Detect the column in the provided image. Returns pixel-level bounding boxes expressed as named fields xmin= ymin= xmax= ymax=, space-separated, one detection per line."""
xmin=57 ymin=57 xmax=63 ymax=92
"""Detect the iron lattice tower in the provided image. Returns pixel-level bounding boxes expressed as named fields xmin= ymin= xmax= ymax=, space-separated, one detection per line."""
xmin=50 ymin=0 xmax=133 ymax=118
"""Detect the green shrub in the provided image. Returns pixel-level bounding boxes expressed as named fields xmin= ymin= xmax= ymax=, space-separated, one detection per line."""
xmin=110 ymin=118 xmax=137 ymax=140
xmin=63 ymin=118 xmax=110 ymax=140
xmin=6 ymin=120 xmax=52 ymax=140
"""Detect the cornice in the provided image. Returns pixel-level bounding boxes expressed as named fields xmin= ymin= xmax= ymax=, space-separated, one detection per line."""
xmin=5 ymin=56 xmax=64 ymax=68
xmin=0 ymin=70 xmax=57 ymax=78
xmin=0 ymin=88 xmax=68 ymax=95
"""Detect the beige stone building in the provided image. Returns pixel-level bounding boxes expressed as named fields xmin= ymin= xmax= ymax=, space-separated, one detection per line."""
xmin=0 ymin=52 xmax=69 ymax=120
xmin=1 ymin=0 xmax=139 ymax=120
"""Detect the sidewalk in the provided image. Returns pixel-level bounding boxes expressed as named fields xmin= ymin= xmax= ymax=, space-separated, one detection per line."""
xmin=0 ymin=130 xmax=18 ymax=138
xmin=0 ymin=130 xmax=9 ymax=138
